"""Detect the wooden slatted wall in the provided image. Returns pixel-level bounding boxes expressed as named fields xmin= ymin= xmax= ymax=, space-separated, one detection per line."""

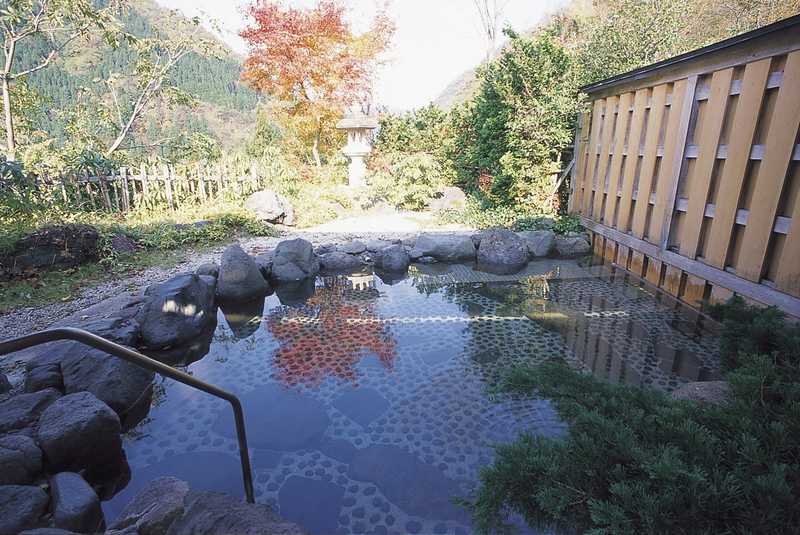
xmin=569 ymin=20 xmax=800 ymax=318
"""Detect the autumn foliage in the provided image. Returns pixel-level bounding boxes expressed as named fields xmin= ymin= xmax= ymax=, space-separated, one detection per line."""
xmin=240 ymin=0 xmax=394 ymax=164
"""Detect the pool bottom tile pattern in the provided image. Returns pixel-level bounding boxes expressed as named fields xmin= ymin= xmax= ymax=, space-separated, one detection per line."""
xmin=104 ymin=261 xmax=720 ymax=535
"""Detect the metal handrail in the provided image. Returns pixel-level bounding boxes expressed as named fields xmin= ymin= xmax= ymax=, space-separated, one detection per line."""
xmin=0 ymin=327 xmax=255 ymax=503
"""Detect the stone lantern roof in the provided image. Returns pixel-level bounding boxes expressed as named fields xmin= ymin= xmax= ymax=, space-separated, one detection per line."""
xmin=335 ymin=112 xmax=379 ymax=130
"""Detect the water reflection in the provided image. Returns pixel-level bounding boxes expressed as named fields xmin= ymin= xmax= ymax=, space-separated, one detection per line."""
xmin=266 ymin=275 xmax=397 ymax=386
xmin=220 ymin=299 xmax=266 ymax=339
xmin=275 ymin=278 xmax=316 ymax=306
xmin=107 ymin=261 xmax=721 ymax=535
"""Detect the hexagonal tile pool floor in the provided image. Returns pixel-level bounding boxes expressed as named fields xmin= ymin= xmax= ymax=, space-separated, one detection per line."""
xmin=103 ymin=258 xmax=721 ymax=534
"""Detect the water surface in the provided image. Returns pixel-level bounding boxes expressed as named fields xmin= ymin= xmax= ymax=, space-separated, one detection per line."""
xmin=105 ymin=259 xmax=720 ymax=534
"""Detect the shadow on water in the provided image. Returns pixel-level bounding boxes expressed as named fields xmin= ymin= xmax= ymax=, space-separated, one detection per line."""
xmin=220 ymin=298 xmax=266 ymax=339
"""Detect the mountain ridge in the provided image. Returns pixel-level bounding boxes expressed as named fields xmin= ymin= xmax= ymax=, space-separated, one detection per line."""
xmin=21 ymin=0 xmax=258 ymax=156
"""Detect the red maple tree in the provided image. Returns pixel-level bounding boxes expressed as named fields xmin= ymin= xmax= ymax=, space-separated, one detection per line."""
xmin=240 ymin=0 xmax=394 ymax=165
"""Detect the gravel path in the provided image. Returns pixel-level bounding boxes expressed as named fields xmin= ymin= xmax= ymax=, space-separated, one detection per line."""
xmin=0 ymin=213 xmax=474 ymax=341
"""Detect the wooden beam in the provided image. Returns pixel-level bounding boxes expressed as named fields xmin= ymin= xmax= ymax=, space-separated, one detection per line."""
xmin=630 ymin=84 xmax=668 ymax=238
xmin=616 ymin=89 xmax=649 ymax=232
xmin=580 ymin=217 xmax=800 ymax=318
xmin=603 ymin=92 xmax=634 ymax=225
xmin=652 ymin=76 xmax=696 ymax=249
xmin=736 ymin=51 xmax=800 ymax=282
xmin=678 ymin=69 xmax=732 ymax=257
xmin=704 ymin=58 xmax=772 ymax=269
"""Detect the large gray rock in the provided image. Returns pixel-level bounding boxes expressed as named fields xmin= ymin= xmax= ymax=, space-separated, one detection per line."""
xmin=410 ymin=234 xmax=476 ymax=262
xmin=375 ymin=245 xmax=410 ymax=272
xmin=65 ymin=356 xmax=152 ymax=431
xmin=108 ymin=477 xmax=189 ymax=535
xmin=0 ymin=388 xmax=61 ymax=435
xmin=554 ymin=234 xmax=592 ymax=257
xmin=194 ymin=263 xmax=219 ymax=278
xmin=216 ymin=244 xmax=270 ymax=303
xmin=49 ymin=472 xmax=104 ymax=533
xmin=0 ymin=224 xmax=100 ymax=278
xmin=254 ymin=252 xmax=274 ymax=280
xmin=476 ymin=228 xmax=528 ymax=268
xmin=0 ymin=373 xmax=10 ymax=395
xmin=336 ymin=241 xmax=367 ymax=255
xmin=244 ymin=190 xmax=295 ymax=226
xmin=25 ymin=364 xmax=63 ymax=393
xmin=165 ymin=491 xmax=304 ymax=535
xmin=428 ymin=186 xmax=467 ymax=211
xmin=25 ymin=318 xmax=153 ymax=431
xmin=0 ymin=435 xmax=42 ymax=485
xmin=110 ymin=233 xmax=137 ymax=255
xmin=19 ymin=529 xmax=80 ymax=535
xmin=365 ymin=239 xmax=394 ymax=252
xmin=136 ymin=274 xmax=217 ymax=362
xmin=36 ymin=392 xmax=122 ymax=475
xmin=0 ymin=485 xmax=49 ymax=534
xmin=271 ymin=239 xmax=320 ymax=283
xmin=517 ymin=230 xmax=556 ymax=257
xmin=319 ymin=252 xmax=362 ymax=273
xmin=671 ymin=381 xmax=731 ymax=406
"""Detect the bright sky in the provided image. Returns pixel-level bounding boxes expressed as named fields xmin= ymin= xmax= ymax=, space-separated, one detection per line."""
xmin=155 ymin=0 xmax=568 ymax=111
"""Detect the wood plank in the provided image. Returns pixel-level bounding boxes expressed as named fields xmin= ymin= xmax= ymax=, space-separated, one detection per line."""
xmin=603 ymin=92 xmax=634 ymax=226
xmin=592 ymin=96 xmax=618 ymax=219
xmin=580 ymin=216 xmax=800 ymax=318
xmin=678 ymin=69 xmax=733 ymax=257
xmin=682 ymin=274 xmax=707 ymax=307
xmin=615 ymin=244 xmax=630 ymax=269
xmin=582 ymin=100 xmax=604 ymax=215
xmin=120 ymin=168 xmax=131 ymax=212
xmin=662 ymin=265 xmax=683 ymax=296
xmin=709 ymin=284 xmax=734 ymax=304
xmin=736 ymin=51 xmax=800 ymax=282
xmin=645 ymin=256 xmax=663 ymax=286
xmin=615 ymin=89 xmax=649 ymax=232
xmin=704 ymin=59 xmax=772 ymax=268
xmin=603 ymin=238 xmax=617 ymax=263
xmin=650 ymin=76 xmax=695 ymax=247
xmin=775 ymin=190 xmax=800 ymax=296
xmin=630 ymin=84 xmax=669 ymax=238
xmin=569 ymin=112 xmax=586 ymax=211
xmin=629 ymin=250 xmax=646 ymax=277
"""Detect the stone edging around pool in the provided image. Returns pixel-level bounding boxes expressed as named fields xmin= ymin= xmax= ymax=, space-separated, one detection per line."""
xmin=0 ymin=228 xmax=591 ymax=534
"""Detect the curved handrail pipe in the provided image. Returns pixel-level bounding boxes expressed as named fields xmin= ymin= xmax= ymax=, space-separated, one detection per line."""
xmin=0 ymin=327 xmax=255 ymax=504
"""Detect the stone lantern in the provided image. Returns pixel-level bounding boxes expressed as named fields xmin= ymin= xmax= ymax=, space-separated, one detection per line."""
xmin=336 ymin=111 xmax=379 ymax=187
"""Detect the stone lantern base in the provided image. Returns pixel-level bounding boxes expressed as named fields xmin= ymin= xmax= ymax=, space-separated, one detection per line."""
xmin=345 ymin=153 xmax=368 ymax=188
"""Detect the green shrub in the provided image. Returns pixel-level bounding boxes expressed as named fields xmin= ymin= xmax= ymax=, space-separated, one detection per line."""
xmin=469 ymin=298 xmax=800 ymax=534
xmin=367 ymin=151 xmax=447 ymax=211
xmin=374 ymin=105 xmax=457 ymax=184
xmin=552 ymin=214 xmax=583 ymax=235
xmin=438 ymin=195 xmax=582 ymax=234
xmin=450 ymin=29 xmax=580 ymax=210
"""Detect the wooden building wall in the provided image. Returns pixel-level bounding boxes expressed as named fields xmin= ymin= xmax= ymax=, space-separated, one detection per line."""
xmin=569 ymin=18 xmax=800 ymax=318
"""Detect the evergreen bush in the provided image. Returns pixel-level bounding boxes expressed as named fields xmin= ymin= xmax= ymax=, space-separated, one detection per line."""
xmin=469 ymin=297 xmax=800 ymax=534
xmin=367 ymin=151 xmax=448 ymax=211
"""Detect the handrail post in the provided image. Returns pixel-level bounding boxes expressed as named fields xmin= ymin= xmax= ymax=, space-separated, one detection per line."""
xmin=0 ymin=328 xmax=255 ymax=504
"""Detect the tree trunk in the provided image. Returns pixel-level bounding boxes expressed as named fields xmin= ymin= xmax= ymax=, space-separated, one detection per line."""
xmin=2 ymin=76 xmax=16 ymax=162
xmin=312 ymin=126 xmax=322 ymax=167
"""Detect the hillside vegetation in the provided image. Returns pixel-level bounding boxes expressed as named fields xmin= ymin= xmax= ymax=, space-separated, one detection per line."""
xmin=381 ymin=0 xmax=800 ymax=230
xmin=17 ymin=0 xmax=259 ymax=159
xmin=435 ymin=0 xmax=800 ymax=108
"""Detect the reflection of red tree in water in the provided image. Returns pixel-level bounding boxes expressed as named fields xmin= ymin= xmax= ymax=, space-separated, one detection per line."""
xmin=267 ymin=277 xmax=396 ymax=386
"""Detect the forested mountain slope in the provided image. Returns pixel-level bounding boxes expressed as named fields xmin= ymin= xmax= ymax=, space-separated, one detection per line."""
xmin=19 ymin=0 xmax=258 ymax=154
